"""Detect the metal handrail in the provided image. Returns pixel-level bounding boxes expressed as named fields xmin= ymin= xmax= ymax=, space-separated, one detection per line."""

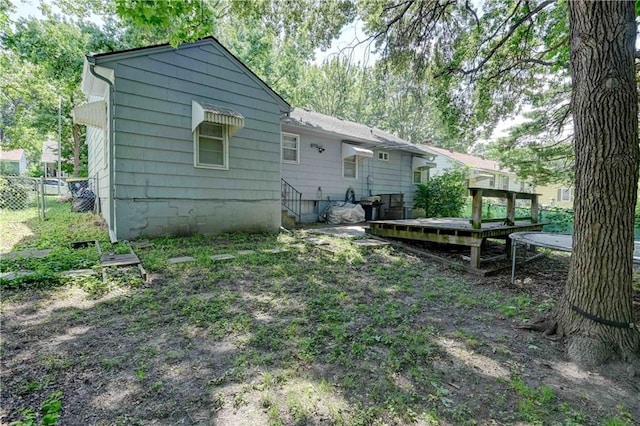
xmin=281 ymin=178 xmax=301 ymax=222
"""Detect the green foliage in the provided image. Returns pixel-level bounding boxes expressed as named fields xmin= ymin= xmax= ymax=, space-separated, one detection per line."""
xmin=414 ymin=168 xmax=467 ymax=218
xmin=0 ymin=178 xmax=28 ymax=210
xmin=10 ymin=391 xmax=63 ymax=426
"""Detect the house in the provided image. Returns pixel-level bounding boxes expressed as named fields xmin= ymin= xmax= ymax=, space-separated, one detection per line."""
xmin=281 ymin=108 xmax=436 ymax=222
xmin=41 ymin=140 xmax=60 ymax=177
xmin=73 ymin=37 xmax=290 ymax=241
xmin=421 ymin=144 xmax=534 ymax=193
xmin=0 ymin=148 xmax=28 ymax=176
xmin=536 ymin=184 xmax=574 ymax=208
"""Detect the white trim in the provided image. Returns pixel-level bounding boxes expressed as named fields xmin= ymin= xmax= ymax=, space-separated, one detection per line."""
xmin=342 ymin=143 xmax=373 ymax=159
xmin=72 ymin=100 xmax=107 ymax=128
xmin=194 ymin=123 xmax=229 ymax=170
xmin=192 ymin=101 xmax=244 ymax=135
xmin=343 ymin=156 xmax=358 ymax=179
xmin=281 ymin=132 xmax=300 ymax=164
xmin=411 ymin=156 xmax=434 ymax=170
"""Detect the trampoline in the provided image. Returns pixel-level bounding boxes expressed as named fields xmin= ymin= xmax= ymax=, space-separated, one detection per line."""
xmin=509 ymin=232 xmax=640 ymax=284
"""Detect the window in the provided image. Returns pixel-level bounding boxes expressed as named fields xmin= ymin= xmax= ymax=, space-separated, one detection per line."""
xmin=488 ymin=174 xmax=496 ymax=187
xmin=558 ymin=187 xmax=573 ymax=202
xmin=413 ymin=168 xmax=429 ymax=184
xmin=195 ymin=122 xmax=228 ymax=169
xmin=500 ymin=175 xmax=509 ymax=190
xmin=343 ymin=156 xmax=357 ymax=179
xmin=282 ymin=133 xmax=300 ymax=163
xmin=378 ymin=151 xmax=389 ymax=161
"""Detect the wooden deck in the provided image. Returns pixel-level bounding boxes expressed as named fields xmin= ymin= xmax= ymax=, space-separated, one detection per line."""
xmin=367 ymin=218 xmax=545 ymax=269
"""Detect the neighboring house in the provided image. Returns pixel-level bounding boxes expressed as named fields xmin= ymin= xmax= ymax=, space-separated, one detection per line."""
xmin=281 ymin=108 xmax=436 ymax=222
xmin=536 ymin=184 xmax=574 ymax=209
xmin=421 ymin=144 xmax=534 ymax=193
xmin=73 ymin=37 xmax=290 ymax=241
xmin=0 ymin=149 xmax=28 ymax=176
xmin=41 ymin=140 xmax=60 ymax=177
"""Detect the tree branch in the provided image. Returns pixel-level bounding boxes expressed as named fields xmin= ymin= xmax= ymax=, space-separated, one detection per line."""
xmin=441 ymin=0 xmax=555 ymax=77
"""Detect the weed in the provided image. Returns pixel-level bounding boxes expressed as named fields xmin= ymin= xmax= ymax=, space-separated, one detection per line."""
xmin=11 ymin=391 xmax=63 ymax=426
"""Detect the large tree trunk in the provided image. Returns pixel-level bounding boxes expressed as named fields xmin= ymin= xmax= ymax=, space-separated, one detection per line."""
xmin=552 ymin=1 xmax=639 ymax=365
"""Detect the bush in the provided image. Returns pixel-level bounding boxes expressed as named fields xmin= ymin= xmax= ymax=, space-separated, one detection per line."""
xmin=0 ymin=178 xmax=28 ymax=210
xmin=414 ymin=168 xmax=467 ymax=218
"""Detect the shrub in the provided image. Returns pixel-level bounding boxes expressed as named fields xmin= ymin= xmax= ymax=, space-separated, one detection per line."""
xmin=414 ymin=168 xmax=467 ymax=218
xmin=0 ymin=178 xmax=28 ymax=210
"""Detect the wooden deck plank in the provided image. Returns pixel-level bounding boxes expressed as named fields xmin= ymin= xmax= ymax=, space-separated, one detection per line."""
xmin=368 ymin=218 xmax=545 ymax=270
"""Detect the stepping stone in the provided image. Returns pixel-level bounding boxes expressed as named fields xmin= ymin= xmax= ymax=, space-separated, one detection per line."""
xmin=1 ymin=249 xmax=52 ymax=259
xmin=237 ymin=250 xmax=256 ymax=255
xmin=0 ymin=270 xmax=33 ymax=280
xmin=305 ymin=238 xmax=329 ymax=246
xmin=262 ymin=248 xmax=288 ymax=254
xmin=352 ymin=239 xmax=390 ymax=247
xmin=132 ymin=240 xmax=153 ymax=249
xmin=62 ymin=269 xmax=96 ymax=277
xmin=168 ymin=256 xmax=196 ymax=264
xmin=210 ymin=254 xmax=235 ymax=261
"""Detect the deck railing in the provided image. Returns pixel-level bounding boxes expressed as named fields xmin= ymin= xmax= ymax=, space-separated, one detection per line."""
xmin=281 ymin=178 xmax=301 ymax=222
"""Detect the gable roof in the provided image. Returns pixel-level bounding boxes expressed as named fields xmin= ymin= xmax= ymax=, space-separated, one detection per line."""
xmin=0 ymin=149 xmax=25 ymax=162
xmin=91 ymin=37 xmax=290 ymax=112
xmin=423 ymin=145 xmax=504 ymax=172
xmin=282 ymin=108 xmax=433 ymax=157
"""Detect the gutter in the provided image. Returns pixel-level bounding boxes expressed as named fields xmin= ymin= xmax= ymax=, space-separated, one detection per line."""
xmin=87 ymin=56 xmax=117 ymax=243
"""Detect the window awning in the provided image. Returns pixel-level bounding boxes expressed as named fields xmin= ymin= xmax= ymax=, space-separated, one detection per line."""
xmin=192 ymin=101 xmax=245 ymax=135
xmin=72 ymin=100 xmax=107 ymax=128
xmin=342 ymin=143 xmax=373 ymax=159
xmin=412 ymin=156 xmax=435 ymax=170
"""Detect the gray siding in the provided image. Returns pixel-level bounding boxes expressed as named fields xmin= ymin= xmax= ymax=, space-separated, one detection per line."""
xmin=95 ymin=41 xmax=285 ymax=239
xmin=281 ymin=126 xmax=420 ymax=222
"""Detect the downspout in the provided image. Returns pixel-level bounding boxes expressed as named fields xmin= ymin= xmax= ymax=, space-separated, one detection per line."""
xmin=87 ymin=56 xmax=117 ymax=242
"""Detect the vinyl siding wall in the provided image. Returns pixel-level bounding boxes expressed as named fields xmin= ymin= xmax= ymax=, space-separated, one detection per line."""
xmin=281 ymin=127 xmax=420 ymax=222
xmin=96 ymin=42 xmax=284 ymax=239
xmin=85 ymin=93 xmax=111 ymax=231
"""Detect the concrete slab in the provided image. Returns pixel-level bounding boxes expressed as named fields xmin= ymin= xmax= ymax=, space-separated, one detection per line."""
xmin=311 ymin=225 xmax=368 ymax=239
xmin=62 ymin=269 xmax=97 ymax=277
xmin=0 ymin=270 xmax=33 ymax=280
xmin=352 ymin=239 xmax=391 ymax=247
xmin=237 ymin=250 xmax=256 ymax=255
xmin=1 ymin=249 xmax=52 ymax=259
xmin=210 ymin=254 xmax=235 ymax=261
xmin=168 ymin=256 xmax=196 ymax=264
xmin=262 ymin=248 xmax=289 ymax=254
xmin=305 ymin=238 xmax=329 ymax=246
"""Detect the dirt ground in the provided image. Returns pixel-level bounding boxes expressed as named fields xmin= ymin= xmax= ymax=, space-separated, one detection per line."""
xmin=1 ymin=235 xmax=639 ymax=425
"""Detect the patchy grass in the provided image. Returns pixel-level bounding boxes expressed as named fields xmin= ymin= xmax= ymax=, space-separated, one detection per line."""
xmin=1 ymin=212 xmax=639 ymax=424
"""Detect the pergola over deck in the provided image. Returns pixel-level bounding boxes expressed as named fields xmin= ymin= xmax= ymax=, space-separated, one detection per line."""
xmin=368 ymin=188 xmax=544 ymax=269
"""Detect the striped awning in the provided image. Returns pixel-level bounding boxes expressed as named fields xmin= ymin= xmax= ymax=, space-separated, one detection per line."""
xmin=192 ymin=101 xmax=244 ymax=135
xmin=72 ymin=100 xmax=107 ymax=128
xmin=412 ymin=156 xmax=435 ymax=170
xmin=342 ymin=143 xmax=373 ymax=159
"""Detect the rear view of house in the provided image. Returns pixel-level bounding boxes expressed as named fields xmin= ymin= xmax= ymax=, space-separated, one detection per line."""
xmin=74 ymin=38 xmax=290 ymax=241
xmin=281 ymin=108 xmax=436 ymax=222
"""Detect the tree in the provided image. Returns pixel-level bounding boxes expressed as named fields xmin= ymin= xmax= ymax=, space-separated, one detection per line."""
xmin=414 ymin=168 xmax=467 ymax=218
xmin=360 ymin=0 xmax=639 ymax=364
xmin=551 ymin=2 xmax=639 ymax=364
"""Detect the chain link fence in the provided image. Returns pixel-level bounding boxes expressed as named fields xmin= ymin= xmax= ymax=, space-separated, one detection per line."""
xmin=0 ymin=176 xmax=43 ymax=217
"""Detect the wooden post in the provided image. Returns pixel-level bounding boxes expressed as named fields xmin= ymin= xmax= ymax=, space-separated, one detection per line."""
xmin=471 ymin=188 xmax=483 ymax=229
xmin=506 ymin=192 xmax=516 ymax=225
xmin=530 ymin=194 xmax=539 ymax=223
xmin=470 ymin=246 xmax=481 ymax=268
